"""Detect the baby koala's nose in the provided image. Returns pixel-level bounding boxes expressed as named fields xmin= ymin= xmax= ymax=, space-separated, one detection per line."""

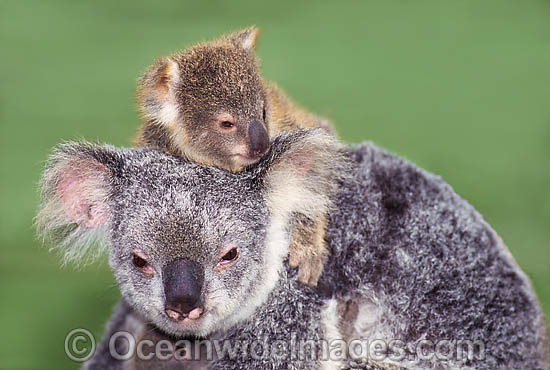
xmin=163 ymin=259 xmax=204 ymax=322
xmin=248 ymin=119 xmax=270 ymax=158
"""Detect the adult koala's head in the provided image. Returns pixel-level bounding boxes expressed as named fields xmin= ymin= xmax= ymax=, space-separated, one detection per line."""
xmin=36 ymin=130 xmax=342 ymax=337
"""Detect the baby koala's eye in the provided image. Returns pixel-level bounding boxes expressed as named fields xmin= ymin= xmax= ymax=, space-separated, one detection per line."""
xmin=216 ymin=113 xmax=236 ymax=131
xmin=218 ymin=120 xmax=235 ymax=130
xmin=216 ymin=245 xmax=240 ymax=271
xmin=262 ymin=106 xmax=267 ymax=122
xmin=131 ymin=250 xmax=155 ymax=277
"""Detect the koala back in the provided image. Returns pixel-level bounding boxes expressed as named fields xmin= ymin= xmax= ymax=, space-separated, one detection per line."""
xmin=320 ymin=143 xmax=550 ymax=369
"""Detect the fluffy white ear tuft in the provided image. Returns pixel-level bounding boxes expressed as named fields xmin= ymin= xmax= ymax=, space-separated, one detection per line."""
xmin=230 ymin=26 xmax=261 ymax=52
xmin=260 ymin=129 xmax=346 ymax=225
xmin=35 ymin=142 xmax=117 ymax=265
xmin=137 ymin=57 xmax=180 ymax=127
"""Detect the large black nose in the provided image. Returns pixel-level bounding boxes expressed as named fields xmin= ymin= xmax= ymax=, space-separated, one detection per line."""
xmin=248 ymin=119 xmax=270 ymax=158
xmin=163 ymin=259 xmax=204 ymax=320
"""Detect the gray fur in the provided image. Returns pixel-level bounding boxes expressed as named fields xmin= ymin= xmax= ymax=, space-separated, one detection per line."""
xmin=36 ymin=130 xmax=549 ymax=369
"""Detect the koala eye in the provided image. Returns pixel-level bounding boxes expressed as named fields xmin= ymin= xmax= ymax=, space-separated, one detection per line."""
xmin=218 ymin=120 xmax=235 ymax=130
xmin=132 ymin=250 xmax=155 ymax=276
xmin=133 ymin=254 xmax=147 ymax=268
xmin=216 ymin=114 xmax=236 ymax=131
xmin=216 ymin=246 xmax=240 ymax=270
xmin=262 ymin=106 xmax=267 ymax=122
xmin=221 ymin=247 xmax=239 ymax=261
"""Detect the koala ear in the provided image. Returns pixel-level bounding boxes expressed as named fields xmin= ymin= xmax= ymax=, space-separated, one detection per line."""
xmin=229 ymin=26 xmax=261 ymax=52
xmin=256 ymin=129 xmax=345 ymax=223
xmin=36 ymin=142 xmax=123 ymax=265
xmin=137 ymin=56 xmax=180 ymax=127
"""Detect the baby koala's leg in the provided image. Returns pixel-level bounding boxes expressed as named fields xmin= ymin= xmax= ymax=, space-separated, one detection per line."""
xmin=288 ymin=212 xmax=329 ymax=286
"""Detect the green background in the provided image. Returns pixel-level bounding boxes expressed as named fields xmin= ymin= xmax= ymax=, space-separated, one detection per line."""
xmin=1 ymin=0 xmax=549 ymax=368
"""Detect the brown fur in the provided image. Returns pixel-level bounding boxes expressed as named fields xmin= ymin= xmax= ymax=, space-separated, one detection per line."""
xmin=288 ymin=213 xmax=330 ymax=286
xmin=134 ymin=27 xmax=336 ymax=286
xmin=264 ymin=81 xmax=336 ymax=136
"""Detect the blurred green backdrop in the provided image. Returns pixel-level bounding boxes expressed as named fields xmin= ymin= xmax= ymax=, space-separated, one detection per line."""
xmin=1 ymin=0 xmax=549 ymax=368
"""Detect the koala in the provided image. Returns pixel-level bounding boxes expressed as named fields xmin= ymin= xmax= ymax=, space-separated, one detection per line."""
xmin=135 ymin=27 xmax=335 ymax=171
xmin=36 ymin=130 xmax=550 ymax=369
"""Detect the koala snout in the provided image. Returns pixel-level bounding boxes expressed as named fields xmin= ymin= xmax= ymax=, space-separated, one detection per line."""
xmin=163 ymin=259 xmax=204 ymax=321
xmin=248 ymin=119 xmax=270 ymax=158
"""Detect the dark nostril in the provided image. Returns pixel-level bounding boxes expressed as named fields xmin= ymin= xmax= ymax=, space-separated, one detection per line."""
xmin=255 ymin=146 xmax=270 ymax=157
xmin=250 ymin=143 xmax=270 ymax=158
xmin=250 ymin=144 xmax=269 ymax=157
xmin=165 ymin=299 xmax=199 ymax=315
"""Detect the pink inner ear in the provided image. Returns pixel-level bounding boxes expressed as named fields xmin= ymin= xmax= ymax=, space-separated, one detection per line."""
xmin=294 ymin=151 xmax=314 ymax=177
xmin=57 ymin=174 xmax=107 ymax=229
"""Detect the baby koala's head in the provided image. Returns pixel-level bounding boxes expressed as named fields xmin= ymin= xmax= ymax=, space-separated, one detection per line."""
xmin=138 ymin=27 xmax=271 ymax=172
xmin=36 ymin=130 xmax=342 ymax=337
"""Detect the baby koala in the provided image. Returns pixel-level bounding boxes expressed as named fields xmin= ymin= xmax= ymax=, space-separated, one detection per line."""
xmin=37 ymin=130 xmax=549 ymax=369
xmin=135 ymin=26 xmax=335 ymax=286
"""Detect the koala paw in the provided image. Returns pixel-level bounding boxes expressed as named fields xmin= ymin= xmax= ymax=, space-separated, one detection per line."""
xmin=289 ymin=241 xmax=327 ymax=287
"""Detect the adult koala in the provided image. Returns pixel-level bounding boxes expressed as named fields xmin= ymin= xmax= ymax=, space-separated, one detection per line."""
xmin=37 ymin=130 xmax=549 ymax=369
